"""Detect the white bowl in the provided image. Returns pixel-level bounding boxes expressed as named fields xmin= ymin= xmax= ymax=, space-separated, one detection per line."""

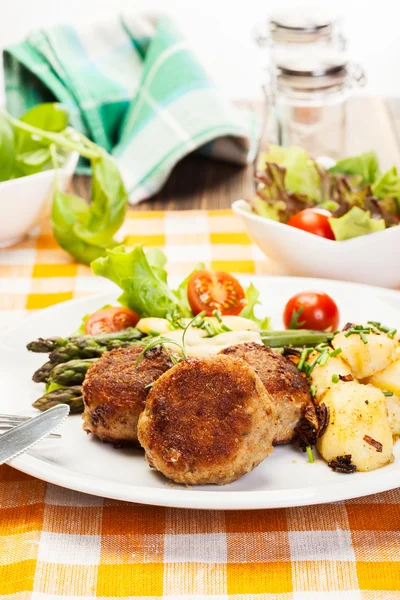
xmin=232 ymin=199 xmax=400 ymax=288
xmin=0 ymin=152 xmax=78 ymax=247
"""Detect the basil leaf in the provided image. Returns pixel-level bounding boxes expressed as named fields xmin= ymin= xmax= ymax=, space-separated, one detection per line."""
xmin=15 ymin=147 xmax=52 ymax=176
xmin=51 ymin=153 xmax=127 ymax=264
xmin=20 ymin=103 xmax=69 ymax=132
xmin=74 ymin=153 xmax=127 ymax=246
xmin=51 ymin=188 xmax=113 ymax=264
xmin=15 ymin=103 xmax=69 ymax=160
xmin=0 ymin=113 xmax=15 ymax=182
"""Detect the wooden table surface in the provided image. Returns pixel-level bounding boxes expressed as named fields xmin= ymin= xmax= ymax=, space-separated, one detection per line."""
xmin=73 ymin=97 xmax=400 ymax=211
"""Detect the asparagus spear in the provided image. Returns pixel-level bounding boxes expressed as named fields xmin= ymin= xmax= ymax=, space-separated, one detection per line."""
xmin=48 ymin=359 xmax=97 ymax=386
xmin=27 ymin=327 xmax=143 ymax=353
xmin=48 ymin=337 xmax=144 ymax=364
xmin=32 ymin=386 xmax=84 ymax=413
xmin=32 ymin=361 xmax=54 ymax=383
xmin=260 ymin=330 xmax=333 ymax=348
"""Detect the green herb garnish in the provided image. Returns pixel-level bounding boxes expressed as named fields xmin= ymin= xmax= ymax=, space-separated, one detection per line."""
xmin=306 ymin=446 xmax=315 ymax=463
xmin=383 ymin=391 xmax=394 ymax=397
xmin=329 ymin=348 xmax=342 ymax=357
xmin=289 ymin=307 xmax=306 ymax=329
xmin=310 ymin=385 xmax=317 ymax=398
xmin=331 ymin=374 xmax=340 ymax=384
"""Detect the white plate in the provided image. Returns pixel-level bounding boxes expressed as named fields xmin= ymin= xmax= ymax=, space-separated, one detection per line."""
xmin=2 ymin=275 xmax=400 ymax=510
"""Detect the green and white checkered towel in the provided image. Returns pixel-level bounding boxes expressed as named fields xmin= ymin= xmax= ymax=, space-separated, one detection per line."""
xmin=3 ymin=14 xmax=261 ymax=204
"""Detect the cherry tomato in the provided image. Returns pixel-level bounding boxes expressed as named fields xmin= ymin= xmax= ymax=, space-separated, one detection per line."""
xmin=287 ymin=208 xmax=335 ymax=240
xmin=283 ymin=291 xmax=340 ymax=331
xmin=187 ymin=269 xmax=247 ymax=316
xmin=85 ymin=306 xmax=139 ymax=335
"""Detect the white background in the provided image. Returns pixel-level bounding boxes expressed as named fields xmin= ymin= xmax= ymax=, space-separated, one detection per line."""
xmin=0 ymin=0 xmax=400 ymax=101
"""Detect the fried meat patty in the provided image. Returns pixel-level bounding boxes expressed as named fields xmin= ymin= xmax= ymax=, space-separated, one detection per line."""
xmin=82 ymin=345 xmax=173 ymax=444
xmin=137 ymin=355 xmax=278 ymax=485
xmin=220 ymin=342 xmax=312 ymax=444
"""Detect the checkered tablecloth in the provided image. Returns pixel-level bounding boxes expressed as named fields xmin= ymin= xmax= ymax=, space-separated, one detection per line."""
xmin=1 ymin=209 xmax=400 ymax=598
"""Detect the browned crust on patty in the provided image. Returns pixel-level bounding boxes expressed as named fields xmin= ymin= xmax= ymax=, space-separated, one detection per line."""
xmin=138 ymin=354 xmax=277 ymax=485
xmin=220 ymin=342 xmax=312 ymax=444
xmin=82 ymin=345 xmax=173 ymax=444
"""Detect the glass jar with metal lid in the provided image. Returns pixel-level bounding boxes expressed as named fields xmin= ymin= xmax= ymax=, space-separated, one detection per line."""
xmin=270 ymin=51 xmax=366 ymax=159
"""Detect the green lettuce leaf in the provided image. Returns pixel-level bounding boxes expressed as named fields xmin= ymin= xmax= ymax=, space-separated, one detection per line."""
xmin=329 ymin=206 xmax=385 ymax=241
xmin=372 ymin=166 xmax=400 ymax=205
xmin=260 ymin=145 xmax=321 ymax=201
xmin=329 ymin=151 xmax=380 ymax=185
xmin=240 ymin=283 xmax=271 ymax=329
xmin=91 ymin=245 xmax=191 ymax=318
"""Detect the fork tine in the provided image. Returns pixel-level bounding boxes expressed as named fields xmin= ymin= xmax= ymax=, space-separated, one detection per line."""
xmin=0 ymin=415 xmax=30 ymax=420
xmin=0 ymin=414 xmax=62 ymax=439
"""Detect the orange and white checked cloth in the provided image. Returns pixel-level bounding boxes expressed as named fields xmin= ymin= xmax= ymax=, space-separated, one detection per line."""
xmin=1 ymin=209 xmax=400 ymax=599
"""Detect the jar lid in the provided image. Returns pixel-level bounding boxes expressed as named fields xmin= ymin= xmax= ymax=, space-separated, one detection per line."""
xmin=276 ymin=51 xmax=349 ymax=91
xmin=269 ymin=9 xmax=338 ymax=44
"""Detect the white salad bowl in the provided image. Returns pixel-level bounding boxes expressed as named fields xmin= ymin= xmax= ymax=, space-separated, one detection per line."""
xmin=232 ymin=199 xmax=400 ymax=288
xmin=0 ymin=152 xmax=78 ymax=247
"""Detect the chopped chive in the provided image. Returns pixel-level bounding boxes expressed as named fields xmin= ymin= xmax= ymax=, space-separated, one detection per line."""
xmin=368 ymin=320 xmax=381 ymax=327
xmin=298 ymin=348 xmax=312 ymax=372
xmin=306 ymin=446 xmax=315 ymax=463
xmin=331 ymin=374 xmax=340 ymax=384
xmin=329 ymin=348 xmax=342 ymax=357
xmin=310 ymin=385 xmax=317 ymax=398
xmin=148 ymin=329 xmax=160 ymax=336
xmin=303 ymin=360 xmax=312 ymax=376
xmin=383 ymin=391 xmax=394 ymax=397
xmin=359 ymin=331 xmax=368 ymax=344
xmin=212 ymin=309 xmax=223 ymax=323
xmin=315 ymin=342 xmax=329 ymax=352
xmin=203 ymin=322 xmax=215 ymax=337
xmin=144 ymin=382 xmax=153 ymax=390
xmin=388 ymin=329 xmax=397 ymax=339
xmin=221 ymin=324 xmax=232 ymax=332
xmin=318 ymin=349 xmax=330 ymax=366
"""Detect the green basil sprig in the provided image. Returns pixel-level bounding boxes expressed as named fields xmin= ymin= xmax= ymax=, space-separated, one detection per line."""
xmin=0 ymin=103 xmax=127 ymax=264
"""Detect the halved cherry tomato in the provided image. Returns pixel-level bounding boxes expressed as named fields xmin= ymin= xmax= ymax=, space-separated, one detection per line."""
xmin=288 ymin=208 xmax=335 ymax=240
xmin=283 ymin=291 xmax=340 ymax=331
xmin=85 ymin=306 xmax=139 ymax=335
xmin=187 ymin=269 xmax=247 ymax=316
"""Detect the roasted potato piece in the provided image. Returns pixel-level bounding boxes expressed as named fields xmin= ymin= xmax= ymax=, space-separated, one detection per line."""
xmin=332 ymin=330 xmax=397 ymax=380
xmin=309 ymin=353 xmax=354 ymax=400
xmin=316 ymin=381 xmax=393 ymax=472
xmin=368 ymin=358 xmax=400 ymax=397
xmin=386 ymin=394 xmax=400 ymax=437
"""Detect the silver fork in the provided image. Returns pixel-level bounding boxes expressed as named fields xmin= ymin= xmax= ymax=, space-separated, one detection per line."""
xmin=0 ymin=414 xmax=61 ymax=438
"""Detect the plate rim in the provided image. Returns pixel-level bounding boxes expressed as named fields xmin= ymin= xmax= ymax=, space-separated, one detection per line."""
xmin=4 ymin=274 xmax=400 ymax=510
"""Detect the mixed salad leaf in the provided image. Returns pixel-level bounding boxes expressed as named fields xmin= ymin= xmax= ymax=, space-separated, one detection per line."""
xmin=91 ymin=245 xmax=270 ymax=326
xmin=252 ymin=146 xmax=400 ymax=240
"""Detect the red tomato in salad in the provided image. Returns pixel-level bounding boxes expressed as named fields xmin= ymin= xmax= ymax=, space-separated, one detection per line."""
xmin=85 ymin=306 xmax=139 ymax=335
xmin=187 ymin=269 xmax=247 ymax=316
xmin=283 ymin=291 xmax=340 ymax=331
xmin=287 ymin=208 xmax=335 ymax=240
